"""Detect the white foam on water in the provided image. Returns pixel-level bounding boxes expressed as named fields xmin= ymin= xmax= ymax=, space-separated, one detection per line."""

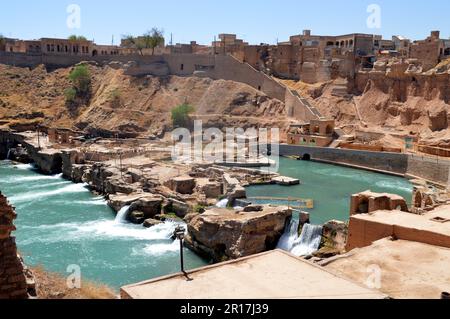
xmin=139 ymin=240 xmax=180 ymax=256
xmin=19 ymin=220 xmax=183 ymax=245
xmin=375 ymin=180 xmax=412 ymax=193
xmin=14 ymin=164 xmax=35 ymax=170
xmin=13 ymin=173 xmax=64 ymax=182
xmin=216 ymin=198 xmax=229 ymax=208
xmin=9 ymin=183 xmax=89 ymax=202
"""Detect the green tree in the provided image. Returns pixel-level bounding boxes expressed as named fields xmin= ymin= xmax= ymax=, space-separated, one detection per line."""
xmin=68 ymin=64 xmax=91 ymax=96
xmin=171 ymin=103 xmax=195 ymax=127
xmin=64 ymin=87 xmax=77 ymax=104
xmin=0 ymin=34 xmax=5 ymax=46
xmin=123 ymin=28 xmax=165 ymax=56
xmin=68 ymin=35 xmax=88 ymax=41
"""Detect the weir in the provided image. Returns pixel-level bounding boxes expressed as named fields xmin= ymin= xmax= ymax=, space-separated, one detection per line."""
xmin=277 ymin=218 xmax=323 ymax=257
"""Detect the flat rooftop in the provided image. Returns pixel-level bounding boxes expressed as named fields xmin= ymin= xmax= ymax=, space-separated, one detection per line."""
xmin=347 ymin=205 xmax=450 ymax=250
xmin=121 ymin=250 xmax=386 ymax=299
xmin=356 ymin=205 xmax=450 ymax=234
xmin=324 ymin=239 xmax=450 ymax=299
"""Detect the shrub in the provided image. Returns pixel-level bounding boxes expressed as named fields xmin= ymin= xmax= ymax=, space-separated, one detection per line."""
xmin=171 ymin=103 xmax=195 ymax=128
xmin=69 ymin=65 xmax=91 ymax=96
xmin=64 ymin=87 xmax=77 ymax=104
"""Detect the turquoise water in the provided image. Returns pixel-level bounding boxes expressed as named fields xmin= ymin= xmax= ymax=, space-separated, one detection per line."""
xmin=0 ymin=161 xmax=208 ymax=291
xmin=246 ymin=157 xmax=413 ymax=224
xmin=0 ymin=158 xmax=413 ymax=290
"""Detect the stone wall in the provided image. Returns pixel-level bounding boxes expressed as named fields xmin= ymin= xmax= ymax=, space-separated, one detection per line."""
xmin=406 ymin=155 xmax=450 ymax=185
xmin=0 ymin=193 xmax=28 ymax=299
xmin=279 ymin=144 xmax=409 ymax=174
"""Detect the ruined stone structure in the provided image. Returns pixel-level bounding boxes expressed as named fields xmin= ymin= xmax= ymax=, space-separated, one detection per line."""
xmin=0 ymin=193 xmax=29 ymax=299
xmin=410 ymin=31 xmax=448 ymax=71
xmin=349 ymin=191 xmax=408 ymax=216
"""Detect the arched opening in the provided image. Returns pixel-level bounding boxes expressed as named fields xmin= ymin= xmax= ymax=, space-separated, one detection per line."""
xmin=92 ymin=50 xmax=98 ymax=57
xmin=445 ymin=48 xmax=450 ymax=56
xmin=326 ymin=125 xmax=333 ymax=135
xmin=258 ymin=85 xmax=261 ymax=91
xmin=313 ymin=126 xmax=320 ymax=134
xmin=302 ymin=154 xmax=311 ymax=161
xmin=180 ymin=64 xmax=184 ymax=71
xmin=357 ymin=198 xmax=369 ymax=214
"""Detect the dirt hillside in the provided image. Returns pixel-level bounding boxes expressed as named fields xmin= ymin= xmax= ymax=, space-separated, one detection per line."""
xmin=0 ymin=64 xmax=291 ymax=137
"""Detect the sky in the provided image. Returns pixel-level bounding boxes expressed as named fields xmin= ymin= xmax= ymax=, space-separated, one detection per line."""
xmin=1 ymin=0 xmax=449 ymax=45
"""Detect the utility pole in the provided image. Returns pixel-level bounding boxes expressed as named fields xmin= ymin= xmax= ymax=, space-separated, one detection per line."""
xmin=170 ymin=33 xmax=173 ymax=46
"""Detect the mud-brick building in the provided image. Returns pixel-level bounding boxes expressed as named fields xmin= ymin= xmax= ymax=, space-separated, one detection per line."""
xmin=287 ymin=119 xmax=335 ymax=147
xmin=410 ymin=31 xmax=449 ymax=71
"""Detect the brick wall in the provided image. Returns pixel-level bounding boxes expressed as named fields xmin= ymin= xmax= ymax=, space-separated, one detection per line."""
xmin=0 ymin=193 xmax=28 ymax=299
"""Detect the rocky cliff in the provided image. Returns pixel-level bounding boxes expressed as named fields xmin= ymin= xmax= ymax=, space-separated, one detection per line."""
xmin=185 ymin=205 xmax=292 ymax=262
xmin=0 ymin=193 xmax=30 ymax=299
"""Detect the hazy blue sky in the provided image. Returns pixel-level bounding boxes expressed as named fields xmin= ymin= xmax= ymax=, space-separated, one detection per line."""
xmin=1 ymin=0 xmax=449 ymax=45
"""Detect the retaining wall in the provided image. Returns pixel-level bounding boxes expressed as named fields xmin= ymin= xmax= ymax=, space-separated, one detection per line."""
xmin=279 ymin=144 xmax=409 ymax=174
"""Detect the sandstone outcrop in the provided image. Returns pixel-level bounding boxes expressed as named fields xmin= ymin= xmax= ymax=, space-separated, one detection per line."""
xmin=165 ymin=176 xmax=196 ymax=195
xmin=185 ymin=205 xmax=292 ymax=262
xmin=0 ymin=193 xmax=31 ymax=299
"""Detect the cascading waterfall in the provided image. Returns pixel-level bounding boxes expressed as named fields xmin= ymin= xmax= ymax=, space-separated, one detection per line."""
xmin=115 ymin=205 xmax=131 ymax=224
xmin=277 ymin=220 xmax=323 ymax=257
xmin=6 ymin=148 xmax=11 ymax=160
xmin=216 ymin=198 xmax=229 ymax=208
xmin=276 ymin=219 xmax=300 ymax=251
xmin=291 ymin=224 xmax=323 ymax=257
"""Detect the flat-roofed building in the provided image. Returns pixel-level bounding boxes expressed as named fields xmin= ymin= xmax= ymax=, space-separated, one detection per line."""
xmin=121 ymin=250 xmax=386 ymax=299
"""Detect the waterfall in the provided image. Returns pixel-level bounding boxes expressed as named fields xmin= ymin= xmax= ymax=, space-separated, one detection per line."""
xmin=277 ymin=221 xmax=323 ymax=257
xmin=276 ymin=219 xmax=300 ymax=251
xmin=6 ymin=148 xmax=11 ymax=160
xmin=291 ymin=224 xmax=323 ymax=257
xmin=115 ymin=205 xmax=131 ymax=224
xmin=216 ymin=198 xmax=229 ymax=208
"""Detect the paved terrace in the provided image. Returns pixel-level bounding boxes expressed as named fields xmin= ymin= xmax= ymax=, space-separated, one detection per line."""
xmin=121 ymin=250 xmax=386 ymax=299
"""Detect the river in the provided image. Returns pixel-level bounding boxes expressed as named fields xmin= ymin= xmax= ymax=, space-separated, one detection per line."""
xmin=0 ymin=157 xmax=413 ymax=290
xmin=0 ymin=161 xmax=208 ymax=291
xmin=246 ymin=157 xmax=413 ymax=224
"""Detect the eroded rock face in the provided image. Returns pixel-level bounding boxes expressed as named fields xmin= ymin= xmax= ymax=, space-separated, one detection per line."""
xmin=0 ymin=193 xmax=29 ymax=299
xmin=185 ymin=205 xmax=292 ymax=262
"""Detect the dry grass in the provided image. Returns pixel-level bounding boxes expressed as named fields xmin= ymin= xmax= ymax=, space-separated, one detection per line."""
xmin=32 ymin=266 xmax=117 ymax=299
